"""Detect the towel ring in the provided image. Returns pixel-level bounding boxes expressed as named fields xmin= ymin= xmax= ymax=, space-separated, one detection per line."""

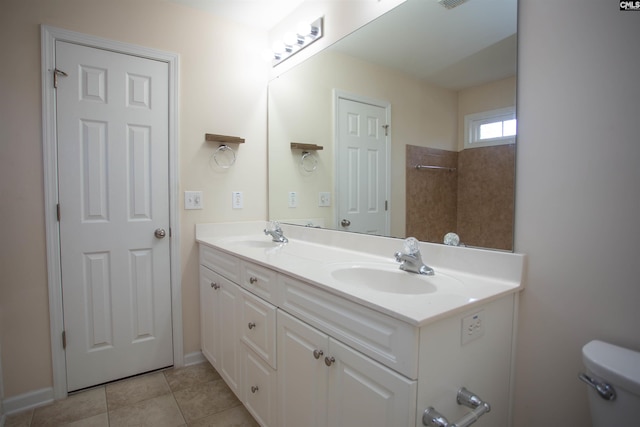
xmin=300 ymin=151 xmax=317 ymax=173
xmin=210 ymin=144 xmax=236 ymax=169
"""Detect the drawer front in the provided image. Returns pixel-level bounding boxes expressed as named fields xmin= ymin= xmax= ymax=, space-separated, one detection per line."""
xmin=242 ymin=344 xmax=277 ymax=427
xmin=241 ymin=260 xmax=278 ymax=304
xmin=199 ymin=244 xmax=240 ymax=282
xmin=239 ymin=288 xmax=277 ymax=369
xmin=278 ymin=274 xmax=419 ymax=379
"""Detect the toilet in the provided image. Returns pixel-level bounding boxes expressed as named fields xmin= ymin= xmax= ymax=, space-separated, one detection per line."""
xmin=581 ymin=340 xmax=640 ymax=426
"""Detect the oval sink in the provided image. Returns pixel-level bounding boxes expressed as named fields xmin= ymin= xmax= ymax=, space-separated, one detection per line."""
xmin=330 ymin=263 xmax=462 ymax=295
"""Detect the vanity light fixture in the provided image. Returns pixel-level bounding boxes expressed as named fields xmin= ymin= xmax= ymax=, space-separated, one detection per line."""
xmin=271 ymin=17 xmax=323 ymax=66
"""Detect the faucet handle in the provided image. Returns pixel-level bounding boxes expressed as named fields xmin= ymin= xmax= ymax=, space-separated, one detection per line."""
xmin=402 ymin=237 xmax=421 ymax=255
xmin=265 ymin=220 xmax=281 ymax=233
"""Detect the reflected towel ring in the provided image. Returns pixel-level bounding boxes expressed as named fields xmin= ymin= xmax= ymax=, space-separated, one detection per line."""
xmin=211 ymin=144 xmax=236 ymax=169
xmin=300 ymin=151 xmax=317 ymax=173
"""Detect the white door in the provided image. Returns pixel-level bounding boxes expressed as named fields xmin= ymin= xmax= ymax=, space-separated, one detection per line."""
xmin=336 ymin=96 xmax=390 ymax=235
xmin=56 ymin=41 xmax=173 ymax=391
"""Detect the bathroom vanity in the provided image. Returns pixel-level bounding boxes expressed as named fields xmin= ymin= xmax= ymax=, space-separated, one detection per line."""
xmin=196 ymin=222 xmax=525 ymax=427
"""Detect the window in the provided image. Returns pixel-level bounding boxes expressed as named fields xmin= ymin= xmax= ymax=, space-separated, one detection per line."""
xmin=464 ymin=107 xmax=516 ymax=149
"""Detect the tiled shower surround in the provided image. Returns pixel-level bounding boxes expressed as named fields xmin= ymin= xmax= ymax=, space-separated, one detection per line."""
xmin=406 ymin=144 xmax=515 ymax=250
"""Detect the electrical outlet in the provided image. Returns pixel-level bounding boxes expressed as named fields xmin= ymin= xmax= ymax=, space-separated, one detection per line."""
xmin=288 ymin=191 xmax=298 ymax=208
xmin=461 ymin=310 xmax=485 ymax=345
xmin=232 ymin=191 xmax=243 ymax=209
xmin=185 ymin=191 xmax=203 ymax=210
xmin=319 ymin=192 xmax=331 ymax=207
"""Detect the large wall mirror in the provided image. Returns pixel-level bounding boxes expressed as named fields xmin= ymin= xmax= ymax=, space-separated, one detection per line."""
xmin=268 ymin=0 xmax=517 ymax=251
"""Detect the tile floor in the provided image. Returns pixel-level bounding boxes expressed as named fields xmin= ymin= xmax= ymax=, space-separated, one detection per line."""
xmin=4 ymin=362 xmax=259 ymax=427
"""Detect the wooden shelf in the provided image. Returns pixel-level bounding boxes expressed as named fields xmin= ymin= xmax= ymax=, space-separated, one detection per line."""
xmin=205 ymin=133 xmax=245 ymax=144
xmin=290 ymin=142 xmax=323 ymax=151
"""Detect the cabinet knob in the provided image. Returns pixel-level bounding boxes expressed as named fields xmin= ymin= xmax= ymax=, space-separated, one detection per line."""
xmin=210 ymin=282 xmax=220 ymax=290
xmin=313 ymin=349 xmax=324 ymax=359
xmin=251 ymin=385 xmax=259 ymax=393
xmin=248 ymin=322 xmax=256 ymax=330
xmin=324 ymin=356 xmax=336 ymax=367
xmin=249 ymin=276 xmax=258 ymax=284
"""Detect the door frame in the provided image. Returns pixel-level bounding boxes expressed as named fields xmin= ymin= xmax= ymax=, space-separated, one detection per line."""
xmin=41 ymin=25 xmax=182 ymax=399
xmin=333 ymin=90 xmax=391 ymax=235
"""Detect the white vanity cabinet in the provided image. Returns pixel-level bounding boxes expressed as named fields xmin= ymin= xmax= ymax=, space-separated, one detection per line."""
xmin=198 ymin=265 xmax=241 ymax=397
xmin=198 ymin=239 xmax=519 ymax=427
xmin=277 ymin=310 xmax=416 ymax=427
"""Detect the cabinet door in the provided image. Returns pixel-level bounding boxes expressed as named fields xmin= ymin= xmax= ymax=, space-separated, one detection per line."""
xmin=277 ymin=311 xmax=329 ymax=427
xmin=217 ymin=277 xmax=241 ymax=398
xmin=327 ymin=338 xmax=417 ymax=427
xmin=199 ymin=266 xmax=219 ymax=366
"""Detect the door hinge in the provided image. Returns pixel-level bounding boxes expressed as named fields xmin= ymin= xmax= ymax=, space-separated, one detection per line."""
xmin=53 ymin=68 xmax=68 ymax=89
xmin=382 ymin=124 xmax=389 ymax=136
xmin=56 ymin=203 xmax=61 ymax=221
xmin=62 ymin=330 xmax=66 ymax=349
xmin=385 ymin=200 xmax=388 ymax=211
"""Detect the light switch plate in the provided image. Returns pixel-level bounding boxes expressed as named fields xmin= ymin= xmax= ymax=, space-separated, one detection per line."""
xmin=185 ymin=191 xmax=203 ymax=210
xmin=319 ymin=192 xmax=331 ymax=207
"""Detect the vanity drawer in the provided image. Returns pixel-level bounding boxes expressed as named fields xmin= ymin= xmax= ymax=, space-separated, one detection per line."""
xmin=200 ymin=244 xmax=240 ymax=283
xmin=241 ymin=343 xmax=277 ymax=427
xmin=278 ymin=274 xmax=419 ymax=379
xmin=240 ymin=260 xmax=278 ymax=304
xmin=238 ymin=287 xmax=277 ymax=369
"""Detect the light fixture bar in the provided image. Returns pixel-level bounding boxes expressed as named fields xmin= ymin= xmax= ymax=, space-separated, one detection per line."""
xmin=272 ymin=16 xmax=324 ymax=66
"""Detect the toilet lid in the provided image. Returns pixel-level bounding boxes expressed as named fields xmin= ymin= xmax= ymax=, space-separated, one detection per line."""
xmin=582 ymin=340 xmax=640 ymax=395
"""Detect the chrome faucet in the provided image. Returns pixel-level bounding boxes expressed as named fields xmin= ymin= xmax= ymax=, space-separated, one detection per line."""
xmin=394 ymin=237 xmax=434 ymax=275
xmin=264 ymin=221 xmax=288 ymax=243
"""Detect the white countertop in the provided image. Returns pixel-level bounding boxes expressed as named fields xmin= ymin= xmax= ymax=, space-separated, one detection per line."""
xmin=196 ymin=221 xmax=525 ymax=327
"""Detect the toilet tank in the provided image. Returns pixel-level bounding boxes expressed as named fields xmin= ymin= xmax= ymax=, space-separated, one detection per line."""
xmin=582 ymin=340 xmax=640 ymax=426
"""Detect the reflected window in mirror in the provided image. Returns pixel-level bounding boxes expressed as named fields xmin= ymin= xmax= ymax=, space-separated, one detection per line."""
xmin=465 ymin=107 xmax=516 ymax=149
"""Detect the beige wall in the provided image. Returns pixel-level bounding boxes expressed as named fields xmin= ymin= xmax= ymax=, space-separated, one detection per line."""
xmin=0 ymin=0 xmax=269 ymax=398
xmin=514 ymin=0 xmax=640 ymax=425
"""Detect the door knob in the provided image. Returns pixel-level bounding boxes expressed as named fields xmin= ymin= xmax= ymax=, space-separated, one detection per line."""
xmin=340 ymin=219 xmax=351 ymax=227
xmin=154 ymin=228 xmax=166 ymax=238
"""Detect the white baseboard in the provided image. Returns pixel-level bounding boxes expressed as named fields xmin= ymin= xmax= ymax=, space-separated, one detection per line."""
xmin=183 ymin=351 xmax=206 ymax=366
xmin=2 ymin=387 xmax=53 ymax=416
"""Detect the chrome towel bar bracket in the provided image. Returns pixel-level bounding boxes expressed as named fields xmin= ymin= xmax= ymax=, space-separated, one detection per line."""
xmin=423 ymin=387 xmax=491 ymax=427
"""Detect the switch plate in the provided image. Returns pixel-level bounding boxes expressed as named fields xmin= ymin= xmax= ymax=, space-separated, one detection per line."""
xmin=319 ymin=192 xmax=331 ymax=207
xmin=461 ymin=310 xmax=485 ymax=345
xmin=232 ymin=191 xmax=243 ymax=209
xmin=288 ymin=191 xmax=298 ymax=208
xmin=185 ymin=191 xmax=203 ymax=210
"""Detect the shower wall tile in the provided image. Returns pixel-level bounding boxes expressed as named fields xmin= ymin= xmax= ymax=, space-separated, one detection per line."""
xmin=405 ymin=143 xmax=515 ymax=250
xmin=406 ymin=145 xmax=458 ymax=243
xmin=457 ymin=144 xmax=515 ymax=250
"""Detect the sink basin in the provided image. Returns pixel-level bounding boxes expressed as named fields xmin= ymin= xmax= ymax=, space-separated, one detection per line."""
xmin=220 ymin=238 xmax=283 ymax=249
xmin=329 ymin=263 xmax=463 ymax=295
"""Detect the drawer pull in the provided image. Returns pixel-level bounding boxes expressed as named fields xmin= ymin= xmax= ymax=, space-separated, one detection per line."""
xmin=248 ymin=322 xmax=256 ymax=330
xmin=313 ymin=349 xmax=324 ymax=359
xmin=210 ymin=282 xmax=220 ymax=290
xmin=251 ymin=385 xmax=259 ymax=393
xmin=324 ymin=356 xmax=335 ymax=367
xmin=249 ymin=276 xmax=258 ymax=284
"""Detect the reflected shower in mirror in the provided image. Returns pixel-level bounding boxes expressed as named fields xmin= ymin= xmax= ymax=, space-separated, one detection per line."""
xmin=268 ymin=0 xmax=517 ymax=251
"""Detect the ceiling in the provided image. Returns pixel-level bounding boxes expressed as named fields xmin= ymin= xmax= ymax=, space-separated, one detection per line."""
xmin=329 ymin=0 xmax=517 ymax=89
